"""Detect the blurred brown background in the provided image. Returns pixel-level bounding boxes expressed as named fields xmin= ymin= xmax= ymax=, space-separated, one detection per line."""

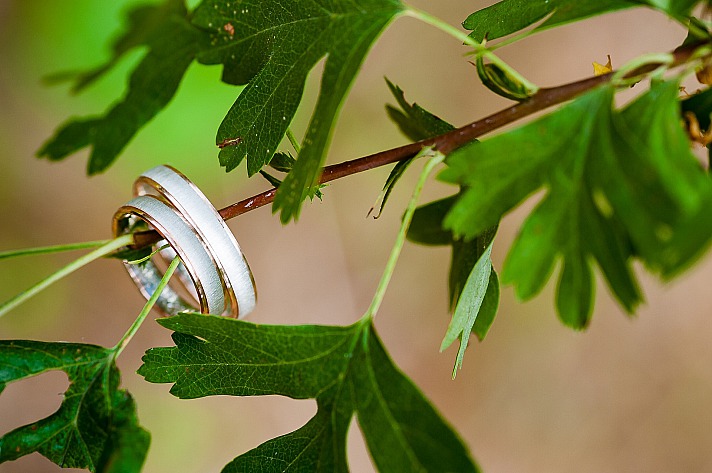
xmin=1 ymin=1 xmax=711 ymax=472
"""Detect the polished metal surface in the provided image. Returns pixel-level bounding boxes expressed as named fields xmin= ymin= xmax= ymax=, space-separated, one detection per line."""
xmin=134 ymin=165 xmax=256 ymax=318
xmin=113 ymin=195 xmax=225 ymax=315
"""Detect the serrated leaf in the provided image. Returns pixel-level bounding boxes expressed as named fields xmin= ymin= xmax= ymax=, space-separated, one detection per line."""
xmin=368 ymin=158 xmax=414 ymax=219
xmin=0 ymin=341 xmax=148 ymax=472
xmin=49 ymin=1 xmax=189 ymax=93
xmin=441 ymin=80 xmax=712 ymax=327
xmin=385 ymin=79 xmax=455 ymax=142
xmin=139 ymin=313 xmax=478 ymax=472
xmin=462 ymin=0 xmax=699 ymax=43
xmin=269 ymin=151 xmax=296 ymax=173
xmin=222 ymin=394 xmax=351 ymax=473
xmin=408 ymin=196 xmax=499 ymax=323
xmin=259 ymin=170 xmax=284 ymax=189
xmin=352 ymin=327 xmax=478 ymax=472
xmin=441 ymin=242 xmax=493 ymax=377
xmin=449 ymin=227 xmax=498 ymax=317
xmin=37 ymin=0 xmax=208 ymax=174
xmin=368 ymin=80 xmax=456 ymax=218
xmin=191 ymin=1 xmax=404 ymax=222
xmin=407 ymin=195 xmax=499 ymax=369
xmin=140 ymin=318 xmax=358 ymax=399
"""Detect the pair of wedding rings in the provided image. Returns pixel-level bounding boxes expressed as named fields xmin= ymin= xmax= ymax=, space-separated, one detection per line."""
xmin=112 ymin=165 xmax=256 ymax=318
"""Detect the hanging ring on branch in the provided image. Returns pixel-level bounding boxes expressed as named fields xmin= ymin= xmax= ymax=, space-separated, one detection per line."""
xmin=113 ymin=166 xmax=256 ymax=318
xmin=133 ymin=165 xmax=256 ymax=317
xmin=113 ymin=195 xmax=226 ymax=315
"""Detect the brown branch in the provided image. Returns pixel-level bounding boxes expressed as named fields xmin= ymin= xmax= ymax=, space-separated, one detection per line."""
xmin=130 ymin=41 xmax=705 ymax=249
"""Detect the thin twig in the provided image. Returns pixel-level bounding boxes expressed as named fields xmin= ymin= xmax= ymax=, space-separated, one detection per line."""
xmin=130 ymin=41 xmax=705 ymax=250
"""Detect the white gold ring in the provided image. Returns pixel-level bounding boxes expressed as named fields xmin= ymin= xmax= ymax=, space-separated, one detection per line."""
xmin=134 ymin=165 xmax=256 ymax=318
xmin=113 ymin=195 xmax=226 ymax=315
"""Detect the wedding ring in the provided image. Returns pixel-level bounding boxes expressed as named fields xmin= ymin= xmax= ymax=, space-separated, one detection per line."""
xmin=134 ymin=165 xmax=256 ymax=318
xmin=113 ymin=195 xmax=226 ymax=315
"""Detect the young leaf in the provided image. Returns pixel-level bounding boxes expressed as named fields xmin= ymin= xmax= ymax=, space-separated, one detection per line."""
xmin=385 ymin=79 xmax=455 ymax=142
xmin=262 ymin=164 xmax=324 ymax=200
xmin=0 ymin=341 xmax=148 ymax=472
xmin=408 ymin=196 xmax=499 ymax=335
xmin=269 ymin=151 xmax=297 ymax=173
xmin=367 ymin=80 xmax=456 ymax=218
xmin=139 ymin=313 xmax=479 ymax=472
xmin=388 ymin=76 xmax=501 ymax=348
xmin=38 ymin=0 xmax=208 ymax=174
xmin=472 ymin=270 xmax=500 ymax=341
xmin=441 ymin=80 xmax=712 ymax=327
xmin=368 ymin=159 xmax=414 ymax=219
xmin=449 ymin=232 xmax=497 ymax=317
xmin=259 ymin=170 xmax=284 ymax=189
xmin=462 ymin=0 xmax=699 ymax=43
xmin=475 ymin=58 xmax=536 ymax=101
xmin=191 ymin=1 xmax=404 ymax=223
xmin=441 ymin=242 xmax=493 ymax=378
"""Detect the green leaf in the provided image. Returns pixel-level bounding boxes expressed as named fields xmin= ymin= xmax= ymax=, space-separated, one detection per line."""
xmin=222 ymin=395 xmax=352 ymax=473
xmin=0 ymin=341 xmax=148 ymax=472
xmin=37 ymin=0 xmax=208 ymax=174
xmin=352 ymin=326 xmax=478 ymax=473
xmin=644 ymin=0 xmax=701 ymax=16
xmin=462 ymin=0 xmax=699 ymax=43
xmin=97 ymin=390 xmax=151 ymax=473
xmin=366 ymin=80 xmax=456 ymax=219
xmin=407 ymin=196 xmax=457 ymax=246
xmin=385 ymin=79 xmax=455 ymax=142
xmin=260 ymin=159 xmax=326 ymax=200
xmin=139 ymin=313 xmax=478 ymax=472
xmin=368 ymin=78 xmax=453 ymax=218
xmin=140 ymin=317 xmax=358 ymax=399
xmin=441 ymin=80 xmax=712 ymax=327
xmin=473 ymin=269 xmax=499 ymax=342
xmin=49 ymin=1 xmax=191 ymax=93
xmin=259 ymin=170 xmax=284 ymax=189
xmin=441 ymin=242 xmax=493 ymax=377
xmin=269 ymin=151 xmax=297 ymax=173
xmin=191 ymin=1 xmax=404 ymax=223
xmin=448 ymin=227 xmax=498 ymax=316
xmin=408 ymin=194 xmax=500 ymax=370
xmin=475 ymin=58 xmax=536 ymax=101
xmin=368 ymin=158 xmax=415 ymax=219
xmin=408 ymin=196 xmax=500 ymax=330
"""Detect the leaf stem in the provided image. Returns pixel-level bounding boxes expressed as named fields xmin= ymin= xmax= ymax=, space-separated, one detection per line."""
xmin=113 ymin=256 xmax=180 ymax=357
xmin=363 ymin=150 xmax=444 ymax=320
xmin=286 ymin=128 xmax=302 ymax=154
xmin=0 ymin=240 xmax=112 ymax=260
xmin=403 ymin=5 xmax=539 ymax=94
xmin=0 ymin=234 xmax=134 ymax=318
xmin=126 ymin=243 xmax=170 ymax=265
